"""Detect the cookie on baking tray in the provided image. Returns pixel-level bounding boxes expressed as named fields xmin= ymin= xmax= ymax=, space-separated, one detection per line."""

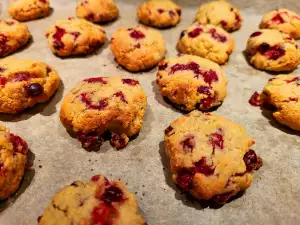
xmin=195 ymin=0 xmax=242 ymax=32
xmin=0 ymin=57 xmax=60 ymax=114
xmin=60 ymin=76 xmax=147 ymax=150
xmin=260 ymin=9 xmax=300 ymax=40
xmin=8 ymin=0 xmax=50 ymax=21
xmin=246 ymin=29 xmax=300 ymax=72
xmin=164 ymin=111 xmax=262 ymax=204
xmin=177 ymin=22 xmax=234 ymax=65
xmin=38 ymin=174 xmax=146 ymax=225
xmin=110 ymin=25 xmax=166 ymax=72
xmin=45 ymin=18 xmax=106 ymax=57
xmin=156 ymin=54 xmax=227 ymax=111
xmin=76 ymin=0 xmax=119 ymax=23
xmin=0 ymin=124 xmax=28 ymax=200
xmin=0 ymin=19 xmax=31 ymax=57
xmin=137 ymin=0 xmax=182 ymax=28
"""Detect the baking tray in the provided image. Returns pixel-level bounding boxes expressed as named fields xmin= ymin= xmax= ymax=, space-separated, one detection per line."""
xmin=0 ymin=0 xmax=300 ymax=224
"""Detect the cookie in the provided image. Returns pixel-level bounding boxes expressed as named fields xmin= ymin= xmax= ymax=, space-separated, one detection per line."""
xmin=177 ymin=23 xmax=234 ymax=65
xmin=110 ymin=25 xmax=166 ymax=71
xmin=38 ymin=174 xmax=146 ymax=225
xmin=8 ymin=0 xmax=50 ymax=21
xmin=195 ymin=0 xmax=242 ymax=32
xmin=164 ymin=111 xmax=262 ymax=204
xmin=249 ymin=75 xmax=300 ymax=131
xmin=0 ymin=57 xmax=60 ymax=114
xmin=137 ymin=0 xmax=182 ymax=28
xmin=76 ymin=0 xmax=119 ymax=23
xmin=156 ymin=54 xmax=227 ymax=111
xmin=0 ymin=124 xmax=28 ymax=200
xmin=60 ymin=76 xmax=147 ymax=150
xmin=260 ymin=9 xmax=300 ymax=40
xmin=246 ymin=29 xmax=300 ymax=72
xmin=0 ymin=19 xmax=31 ymax=57
xmin=45 ymin=18 xmax=106 ymax=57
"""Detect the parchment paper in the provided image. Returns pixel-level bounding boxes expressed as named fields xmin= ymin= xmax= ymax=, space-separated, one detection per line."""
xmin=0 ymin=0 xmax=299 ymax=224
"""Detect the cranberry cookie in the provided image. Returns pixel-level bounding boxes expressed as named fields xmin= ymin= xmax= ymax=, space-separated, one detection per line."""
xmin=164 ymin=111 xmax=262 ymax=204
xmin=0 ymin=19 xmax=31 ymax=57
xmin=110 ymin=25 xmax=166 ymax=72
xmin=60 ymin=76 xmax=147 ymax=150
xmin=195 ymin=0 xmax=242 ymax=32
xmin=76 ymin=0 xmax=119 ymax=23
xmin=260 ymin=9 xmax=300 ymax=40
xmin=45 ymin=18 xmax=106 ymax=57
xmin=177 ymin=23 xmax=234 ymax=65
xmin=137 ymin=0 xmax=182 ymax=28
xmin=0 ymin=124 xmax=28 ymax=200
xmin=0 ymin=57 xmax=60 ymax=114
xmin=8 ymin=0 xmax=50 ymax=21
xmin=38 ymin=174 xmax=146 ymax=225
xmin=246 ymin=29 xmax=300 ymax=72
xmin=156 ymin=54 xmax=227 ymax=111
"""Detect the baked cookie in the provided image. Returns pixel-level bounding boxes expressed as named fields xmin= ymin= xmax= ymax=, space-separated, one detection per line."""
xmin=177 ymin=23 xmax=234 ymax=65
xmin=137 ymin=0 xmax=182 ymax=28
xmin=156 ymin=54 xmax=227 ymax=111
xmin=45 ymin=18 xmax=106 ymax=57
xmin=249 ymin=75 xmax=300 ymax=131
xmin=76 ymin=0 xmax=119 ymax=23
xmin=164 ymin=111 xmax=262 ymax=204
xmin=195 ymin=0 xmax=242 ymax=32
xmin=8 ymin=0 xmax=50 ymax=21
xmin=0 ymin=124 xmax=28 ymax=200
xmin=0 ymin=57 xmax=60 ymax=114
xmin=110 ymin=25 xmax=166 ymax=71
xmin=260 ymin=9 xmax=300 ymax=40
xmin=246 ymin=29 xmax=300 ymax=72
xmin=0 ymin=19 xmax=31 ymax=57
xmin=38 ymin=174 xmax=146 ymax=225
xmin=60 ymin=76 xmax=147 ymax=150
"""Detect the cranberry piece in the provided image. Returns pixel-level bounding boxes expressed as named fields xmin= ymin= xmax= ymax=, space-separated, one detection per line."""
xmin=198 ymin=96 xmax=215 ymax=109
xmin=265 ymin=45 xmax=285 ymax=60
xmin=37 ymin=216 xmax=42 ymax=223
xmin=180 ymin=136 xmax=195 ymax=152
xmin=13 ymin=72 xmax=30 ymax=82
xmin=243 ymin=149 xmax=259 ymax=172
xmin=5 ymin=21 xmax=14 ymax=26
xmin=220 ymin=20 xmax=227 ymax=27
xmin=129 ymin=30 xmax=145 ymax=39
xmin=158 ymin=62 xmax=168 ymax=70
xmin=122 ymin=78 xmax=139 ymax=86
xmin=176 ymin=169 xmax=195 ymax=190
xmin=179 ymin=31 xmax=185 ymax=39
xmin=91 ymin=203 xmax=111 ymax=224
xmin=134 ymin=43 xmax=141 ymax=48
xmin=284 ymin=97 xmax=298 ymax=102
xmin=257 ymin=43 xmax=270 ymax=54
xmin=209 ymin=28 xmax=227 ymax=43
xmin=71 ymin=32 xmax=80 ymax=40
xmin=271 ymin=13 xmax=285 ymax=24
xmin=0 ymin=67 xmax=5 ymax=72
xmin=70 ymin=181 xmax=79 ymax=187
xmin=213 ymin=192 xmax=233 ymax=204
xmin=169 ymin=11 xmax=175 ymax=18
xmin=77 ymin=133 xmax=103 ymax=149
xmin=86 ymin=13 xmax=95 ymax=21
xmin=111 ymin=133 xmax=127 ymax=149
xmin=0 ymin=34 xmax=10 ymax=55
xmin=39 ymin=0 xmax=47 ymax=3
xmin=201 ymin=70 xmax=218 ymax=84
xmin=0 ymin=77 xmax=7 ymax=86
xmin=101 ymin=186 xmax=123 ymax=204
xmin=91 ymin=175 xmax=101 ymax=182
xmin=209 ymin=131 xmax=224 ymax=150
xmin=197 ymin=86 xmax=211 ymax=95
xmin=248 ymin=92 xmax=261 ymax=107
xmin=10 ymin=133 xmax=28 ymax=155
xmin=157 ymin=9 xmax=165 ymax=14
xmin=170 ymin=62 xmax=201 ymax=75
xmin=177 ymin=9 xmax=182 ymax=16
xmin=165 ymin=126 xmax=174 ymax=136
xmin=286 ymin=76 xmax=300 ymax=85
xmin=250 ymin=31 xmax=262 ymax=38
xmin=114 ymin=91 xmax=127 ymax=103
xmin=234 ymin=13 xmax=242 ymax=26
xmin=52 ymin=26 xmax=66 ymax=50
xmin=194 ymin=157 xmax=215 ymax=175
xmin=83 ymin=77 xmax=107 ymax=84
xmin=80 ymin=93 xmax=108 ymax=110
xmin=188 ymin=28 xmax=203 ymax=38
xmin=27 ymin=83 xmax=44 ymax=97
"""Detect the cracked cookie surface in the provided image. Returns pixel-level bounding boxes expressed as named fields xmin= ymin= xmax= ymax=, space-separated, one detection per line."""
xmin=177 ymin=22 xmax=234 ymax=65
xmin=195 ymin=0 xmax=242 ymax=32
xmin=246 ymin=29 xmax=300 ymax=72
xmin=8 ymin=0 xmax=50 ymax=21
xmin=164 ymin=111 xmax=262 ymax=204
xmin=45 ymin=18 xmax=106 ymax=57
xmin=0 ymin=57 xmax=60 ymax=114
xmin=137 ymin=0 xmax=182 ymax=28
xmin=110 ymin=25 xmax=166 ymax=71
xmin=0 ymin=124 xmax=28 ymax=200
xmin=60 ymin=76 xmax=147 ymax=150
xmin=38 ymin=174 xmax=146 ymax=225
xmin=156 ymin=54 xmax=227 ymax=111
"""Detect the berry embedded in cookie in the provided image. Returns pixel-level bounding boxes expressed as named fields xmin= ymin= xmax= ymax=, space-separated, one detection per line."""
xmin=0 ymin=19 xmax=31 ymax=57
xmin=8 ymin=0 xmax=50 ymax=21
xmin=0 ymin=57 xmax=60 ymax=114
xmin=177 ymin=23 xmax=234 ymax=65
xmin=60 ymin=76 xmax=147 ymax=150
xmin=110 ymin=25 xmax=166 ymax=71
xmin=0 ymin=124 xmax=28 ymax=200
xmin=156 ymin=54 xmax=227 ymax=111
xmin=76 ymin=0 xmax=119 ymax=23
xmin=38 ymin=174 xmax=146 ymax=225
xmin=260 ymin=9 xmax=300 ymax=39
xmin=45 ymin=18 xmax=106 ymax=57
xmin=164 ymin=111 xmax=262 ymax=204
xmin=195 ymin=0 xmax=242 ymax=32
xmin=137 ymin=0 xmax=182 ymax=28
xmin=249 ymin=75 xmax=300 ymax=131
xmin=246 ymin=29 xmax=299 ymax=72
